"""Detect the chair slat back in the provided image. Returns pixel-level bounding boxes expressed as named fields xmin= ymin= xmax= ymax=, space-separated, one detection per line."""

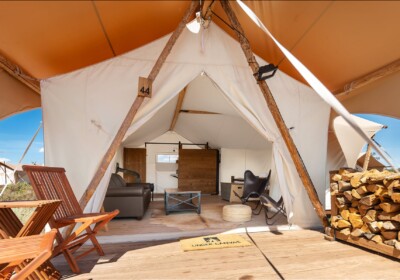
xmin=0 ymin=208 xmax=23 ymax=237
xmin=23 ymin=165 xmax=82 ymax=221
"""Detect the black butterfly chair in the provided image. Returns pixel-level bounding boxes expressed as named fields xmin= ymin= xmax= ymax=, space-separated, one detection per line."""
xmin=233 ymin=170 xmax=271 ymax=214
xmin=260 ymin=193 xmax=287 ymax=225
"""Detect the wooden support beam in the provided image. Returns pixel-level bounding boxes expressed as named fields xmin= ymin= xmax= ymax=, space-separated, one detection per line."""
xmin=220 ymin=0 xmax=328 ymax=227
xmin=180 ymin=110 xmax=220 ymax=115
xmin=169 ymin=87 xmax=187 ymax=131
xmin=79 ymin=0 xmax=200 ymax=210
xmin=0 ymin=54 xmax=40 ymax=94
xmin=363 ymin=144 xmax=372 ymax=171
xmin=335 ymin=58 xmax=400 ymax=99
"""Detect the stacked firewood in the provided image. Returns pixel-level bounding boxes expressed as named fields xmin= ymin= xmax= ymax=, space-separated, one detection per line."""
xmin=330 ymin=169 xmax=400 ymax=250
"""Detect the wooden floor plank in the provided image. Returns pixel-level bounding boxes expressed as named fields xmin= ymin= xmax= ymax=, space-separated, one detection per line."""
xmin=54 ymin=229 xmax=399 ymax=279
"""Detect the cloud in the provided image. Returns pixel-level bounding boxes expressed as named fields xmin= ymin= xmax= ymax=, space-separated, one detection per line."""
xmin=0 ymin=157 xmax=10 ymax=162
xmin=38 ymin=147 xmax=44 ymax=153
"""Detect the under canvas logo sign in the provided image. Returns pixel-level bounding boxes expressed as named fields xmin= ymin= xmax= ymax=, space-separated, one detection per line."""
xmin=180 ymin=234 xmax=252 ymax=251
xmin=203 ymin=237 xmax=221 ymax=243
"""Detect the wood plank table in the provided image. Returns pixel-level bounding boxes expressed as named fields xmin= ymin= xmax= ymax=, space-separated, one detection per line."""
xmin=164 ymin=188 xmax=201 ymax=215
xmin=0 ymin=200 xmax=62 ymax=280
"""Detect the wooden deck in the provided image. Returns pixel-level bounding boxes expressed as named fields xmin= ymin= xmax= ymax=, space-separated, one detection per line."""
xmin=53 ymin=229 xmax=399 ymax=279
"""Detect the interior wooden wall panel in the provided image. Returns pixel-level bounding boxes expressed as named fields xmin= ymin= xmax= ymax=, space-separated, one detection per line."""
xmin=123 ymin=148 xmax=146 ymax=183
xmin=178 ymin=149 xmax=218 ymax=194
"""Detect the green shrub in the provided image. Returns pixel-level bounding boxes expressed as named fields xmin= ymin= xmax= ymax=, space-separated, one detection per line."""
xmin=0 ymin=182 xmax=36 ymax=201
xmin=0 ymin=182 xmax=36 ymax=224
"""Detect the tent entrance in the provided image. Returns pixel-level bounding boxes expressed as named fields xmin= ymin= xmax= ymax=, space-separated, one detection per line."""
xmin=120 ymin=74 xmax=274 ymax=195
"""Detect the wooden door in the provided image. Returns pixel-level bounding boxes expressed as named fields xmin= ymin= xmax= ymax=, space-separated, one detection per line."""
xmin=123 ymin=148 xmax=146 ymax=183
xmin=178 ymin=149 xmax=218 ymax=194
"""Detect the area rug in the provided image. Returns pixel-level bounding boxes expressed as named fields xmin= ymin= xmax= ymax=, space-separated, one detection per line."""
xmin=149 ymin=201 xmax=251 ymax=231
xmin=180 ymin=234 xmax=252 ymax=251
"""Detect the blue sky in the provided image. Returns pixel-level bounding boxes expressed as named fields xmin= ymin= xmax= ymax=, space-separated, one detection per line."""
xmin=356 ymin=114 xmax=400 ymax=167
xmin=0 ymin=109 xmax=44 ymax=165
xmin=0 ymin=109 xmax=399 ymax=167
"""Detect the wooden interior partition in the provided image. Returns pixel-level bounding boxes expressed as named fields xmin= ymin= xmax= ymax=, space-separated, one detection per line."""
xmin=124 ymin=148 xmax=146 ymax=182
xmin=178 ymin=148 xmax=218 ymax=194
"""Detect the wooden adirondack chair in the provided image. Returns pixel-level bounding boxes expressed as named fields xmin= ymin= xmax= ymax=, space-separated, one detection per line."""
xmin=22 ymin=165 xmax=119 ymax=274
xmin=0 ymin=229 xmax=57 ymax=280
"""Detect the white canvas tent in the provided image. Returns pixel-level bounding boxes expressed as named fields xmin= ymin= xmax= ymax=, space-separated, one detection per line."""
xmin=333 ymin=115 xmax=385 ymax=168
xmin=325 ymin=115 xmax=385 ymax=209
xmin=41 ymin=24 xmax=330 ymax=228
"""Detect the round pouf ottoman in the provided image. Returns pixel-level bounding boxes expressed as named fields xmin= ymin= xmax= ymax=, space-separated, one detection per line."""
xmin=222 ymin=204 xmax=252 ymax=222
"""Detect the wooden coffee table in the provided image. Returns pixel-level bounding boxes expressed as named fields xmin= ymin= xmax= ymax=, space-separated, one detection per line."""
xmin=164 ymin=188 xmax=201 ymax=215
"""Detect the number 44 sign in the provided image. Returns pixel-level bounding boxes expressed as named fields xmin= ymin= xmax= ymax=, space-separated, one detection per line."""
xmin=138 ymin=77 xmax=153 ymax=98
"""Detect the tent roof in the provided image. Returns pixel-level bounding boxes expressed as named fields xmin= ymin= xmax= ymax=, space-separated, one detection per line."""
xmin=123 ymin=74 xmax=272 ymax=150
xmin=0 ymin=1 xmax=399 ymax=90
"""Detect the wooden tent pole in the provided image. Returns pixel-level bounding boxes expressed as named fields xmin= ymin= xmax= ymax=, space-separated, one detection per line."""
xmin=220 ymin=0 xmax=328 ymax=227
xmin=363 ymin=144 xmax=372 ymax=171
xmin=79 ymin=0 xmax=199 ymax=209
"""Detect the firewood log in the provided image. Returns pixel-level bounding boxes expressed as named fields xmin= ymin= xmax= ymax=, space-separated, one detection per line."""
xmin=368 ymin=221 xmax=383 ymax=233
xmin=340 ymin=228 xmax=351 ymax=235
xmin=340 ymin=209 xmax=350 ymax=221
xmin=350 ymin=174 xmax=363 ymax=188
xmin=330 ymin=182 xmax=339 ymax=192
xmin=351 ymin=200 xmax=359 ymax=208
xmin=356 ymin=185 xmax=368 ymax=195
xmin=349 ymin=207 xmax=358 ymax=213
xmin=379 ymin=202 xmax=400 ymax=213
xmin=358 ymin=204 xmax=372 ymax=216
xmin=371 ymin=234 xmax=385 ymax=244
xmin=386 ymin=239 xmax=400 ymax=250
xmin=351 ymin=228 xmax=364 ymax=237
xmin=386 ymin=179 xmax=400 ymax=194
xmin=382 ymin=221 xmax=400 ymax=231
xmin=364 ymin=233 xmax=375 ymax=240
xmin=349 ymin=213 xmax=363 ymax=228
xmin=359 ymin=194 xmax=379 ymax=206
xmin=351 ymin=189 xmax=362 ymax=199
xmin=362 ymin=209 xmax=378 ymax=223
xmin=337 ymin=220 xmax=352 ymax=229
xmin=338 ymin=181 xmax=352 ymax=192
xmin=391 ymin=193 xmax=400 ymax=203
xmin=361 ymin=223 xmax=371 ymax=233
xmin=332 ymin=174 xmax=342 ymax=182
xmin=381 ymin=231 xmax=398 ymax=240
xmin=344 ymin=191 xmax=353 ymax=202
xmin=377 ymin=212 xmax=400 ymax=222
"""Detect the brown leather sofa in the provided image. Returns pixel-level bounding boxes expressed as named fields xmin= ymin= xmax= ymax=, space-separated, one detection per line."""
xmin=103 ymin=173 xmax=152 ymax=219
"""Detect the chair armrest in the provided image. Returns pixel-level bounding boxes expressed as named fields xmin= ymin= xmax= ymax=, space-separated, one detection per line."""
xmin=126 ymin=183 xmax=154 ymax=192
xmin=106 ymin=186 xmax=144 ymax=197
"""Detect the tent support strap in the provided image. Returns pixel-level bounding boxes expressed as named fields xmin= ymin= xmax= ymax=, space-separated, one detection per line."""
xmin=220 ymin=0 xmax=328 ymax=227
xmin=78 ymin=0 xmax=200 ymax=210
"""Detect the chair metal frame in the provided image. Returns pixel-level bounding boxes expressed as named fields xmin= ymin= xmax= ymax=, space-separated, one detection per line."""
xmin=233 ymin=170 xmax=271 ymax=214
xmin=260 ymin=193 xmax=287 ymax=225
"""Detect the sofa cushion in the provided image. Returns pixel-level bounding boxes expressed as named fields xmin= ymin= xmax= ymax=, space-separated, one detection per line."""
xmin=106 ymin=186 xmax=145 ymax=197
xmin=109 ymin=173 xmax=126 ymax=188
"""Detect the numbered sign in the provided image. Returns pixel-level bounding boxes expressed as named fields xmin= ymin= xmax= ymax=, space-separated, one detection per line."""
xmin=138 ymin=77 xmax=152 ymax=98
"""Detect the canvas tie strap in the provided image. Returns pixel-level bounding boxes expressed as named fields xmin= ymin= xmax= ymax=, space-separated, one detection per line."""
xmin=236 ymin=0 xmax=398 ymax=172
